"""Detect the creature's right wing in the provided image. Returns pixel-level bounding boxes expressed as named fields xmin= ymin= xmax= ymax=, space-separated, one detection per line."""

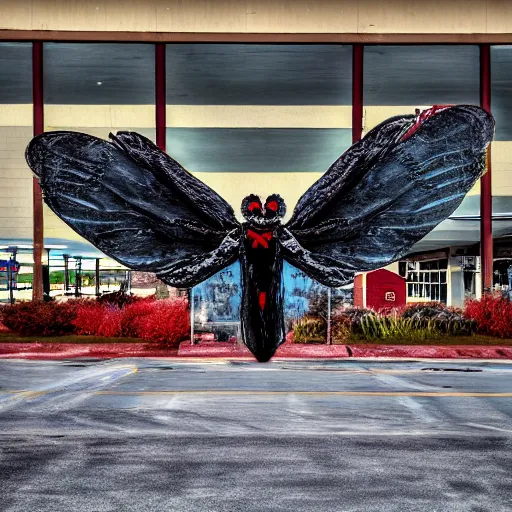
xmin=282 ymin=106 xmax=494 ymax=287
xmin=26 ymin=131 xmax=241 ymax=288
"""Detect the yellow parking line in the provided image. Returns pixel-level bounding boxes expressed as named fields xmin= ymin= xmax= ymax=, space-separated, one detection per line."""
xmin=93 ymin=390 xmax=512 ymax=398
xmin=1 ymin=390 xmax=36 ymax=395
xmin=5 ymin=390 xmax=46 ymax=400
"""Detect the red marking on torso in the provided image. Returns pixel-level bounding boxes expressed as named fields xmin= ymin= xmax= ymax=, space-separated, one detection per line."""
xmin=259 ymin=292 xmax=267 ymax=310
xmin=247 ymin=229 xmax=273 ymax=249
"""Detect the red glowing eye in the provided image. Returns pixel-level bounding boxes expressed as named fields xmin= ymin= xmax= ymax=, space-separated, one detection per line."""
xmin=248 ymin=201 xmax=261 ymax=212
xmin=266 ymin=201 xmax=278 ymax=212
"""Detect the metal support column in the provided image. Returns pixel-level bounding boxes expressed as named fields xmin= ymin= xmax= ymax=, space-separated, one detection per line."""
xmin=155 ymin=43 xmax=166 ymax=152
xmin=352 ymin=44 xmax=364 ymax=144
xmin=32 ymin=42 xmax=44 ymax=301
xmin=63 ymin=254 xmax=70 ymax=294
xmin=480 ymin=45 xmax=493 ymax=294
xmin=8 ymin=247 xmax=17 ymax=305
xmin=74 ymin=257 xmax=82 ymax=298
xmin=95 ymin=258 xmax=100 ymax=296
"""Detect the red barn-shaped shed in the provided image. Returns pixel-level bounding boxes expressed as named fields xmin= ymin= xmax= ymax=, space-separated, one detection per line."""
xmin=353 ymin=269 xmax=406 ymax=311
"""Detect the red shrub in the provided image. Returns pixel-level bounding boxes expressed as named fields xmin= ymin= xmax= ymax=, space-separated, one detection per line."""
xmin=464 ymin=295 xmax=512 ymax=338
xmin=0 ymin=300 xmax=78 ymax=336
xmin=97 ymin=307 xmax=123 ymax=337
xmin=133 ymin=298 xmax=190 ymax=346
xmin=120 ymin=298 xmax=157 ymax=337
xmin=72 ymin=302 xmax=104 ymax=336
xmin=72 ymin=301 xmax=123 ymax=337
xmin=1 ymin=296 xmax=189 ymax=344
xmin=73 ymin=297 xmax=189 ymax=344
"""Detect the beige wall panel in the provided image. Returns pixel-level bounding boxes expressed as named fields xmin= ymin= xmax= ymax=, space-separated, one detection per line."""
xmin=245 ymin=0 xmax=358 ymax=33
xmin=0 ymin=218 xmax=33 ymax=229
xmin=32 ymin=1 xmax=108 ymax=31
xmin=467 ymin=181 xmax=480 ymax=197
xmin=105 ymin=0 xmax=157 ymax=32
xmin=0 ymin=228 xmax=32 ymax=239
xmin=155 ymin=0 xmax=248 ymax=33
xmin=45 ymin=105 xmax=111 ymax=129
xmin=0 ymin=125 xmax=33 ymax=241
xmin=109 ymin=105 xmax=155 ymax=128
xmin=0 ymin=166 xmax=33 ymax=178
xmin=0 ymin=106 xmax=32 ymax=127
xmin=2 ymin=197 xmax=34 ymax=207
xmin=0 ymin=207 xmax=33 ymax=218
xmin=363 ymin=106 xmax=418 ymax=133
xmin=44 ymin=104 xmax=352 ymax=129
xmin=0 ymin=0 xmax=32 ymax=30
xmin=492 ymin=141 xmax=512 ymax=195
xmin=0 ymin=0 xmax=510 ymax=34
xmin=0 ymin=179 xmax=31 ymax=189
xmin=45 ymin=105 xmax=155 ymax=129
xmin=486 ymin=0 xmax=512 ymax=33
xmin=358 ymin=0 xmax=487 ymax=34
xmin=0 ymin=148 xmax=32 ymax=160
xmin=166 ymin=105 xmax=352 ymax=128
xmin=0 ymin=188 xmax=32 ymax=199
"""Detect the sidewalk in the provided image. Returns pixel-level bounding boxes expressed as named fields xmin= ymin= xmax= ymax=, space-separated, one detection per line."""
xmin=1 ymin=340 xmax=512 ymax=360
xmin=177 ymin=341 xmax=512 ymax=360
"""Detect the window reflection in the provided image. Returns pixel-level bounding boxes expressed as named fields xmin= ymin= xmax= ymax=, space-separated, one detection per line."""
xmin=42 ymin=43 xmax=156 ymax=298
xmin=0 ymin=43 xmax=33 ymax=303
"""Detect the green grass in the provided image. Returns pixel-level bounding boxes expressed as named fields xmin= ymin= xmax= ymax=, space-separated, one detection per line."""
xmin=334 ymin=334 xmax=512 ymax=346
xmin=0 ymin=332 xmax=144 ymax=344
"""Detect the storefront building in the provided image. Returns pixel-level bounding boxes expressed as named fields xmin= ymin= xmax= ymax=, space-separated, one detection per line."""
xmin=1 ymin=1 xmax=512 ymax=308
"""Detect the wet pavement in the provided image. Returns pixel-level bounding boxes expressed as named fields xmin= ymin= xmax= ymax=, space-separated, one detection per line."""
xmin=1 ymin=358 xmax=512 ymax=511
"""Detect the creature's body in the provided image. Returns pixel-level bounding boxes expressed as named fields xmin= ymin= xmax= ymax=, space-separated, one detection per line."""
xmin=26 ymin=105 xmax=495 ymax=362
xmin=240 ymin=196 xmax=286 ymax=361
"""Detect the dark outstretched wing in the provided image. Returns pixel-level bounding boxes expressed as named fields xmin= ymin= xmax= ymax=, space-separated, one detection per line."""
xmin=26 ymin=131 xmax=240 ymax=287
xmin=283 ymin=105 xmax=494 ymax=286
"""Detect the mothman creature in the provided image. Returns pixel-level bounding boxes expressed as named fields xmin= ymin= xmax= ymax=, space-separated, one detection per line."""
xmin=26 ymin=105 xmax=494 ymax=361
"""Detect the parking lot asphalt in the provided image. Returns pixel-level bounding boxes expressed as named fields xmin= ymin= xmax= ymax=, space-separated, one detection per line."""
xmin=1 ymin=358 xmax=511 ymax=512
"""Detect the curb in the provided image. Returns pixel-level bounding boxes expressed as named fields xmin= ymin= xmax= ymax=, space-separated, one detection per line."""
xmin=346 ymin=344 xmax=512 ymax=359
xmin=0 ymin=341 xmax=511 ymax=360
xmin=0 ymin=343 xmax=178 ymax=360
xmin=177 ymin=341 xmax=350 ymax=359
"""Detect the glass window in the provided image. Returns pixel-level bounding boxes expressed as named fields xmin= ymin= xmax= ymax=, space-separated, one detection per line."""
xmin=404 ymin=259 xmax=448 ymax=302
xmin=491 ymin=46 xmax=512 ymax=240
xmin=43 ymin=43 xmax=156 ymax=297
xmin=167 ymin=44 xmax=352 ymax=106
xmin=0 ymin=43 xmax=33 ymax=303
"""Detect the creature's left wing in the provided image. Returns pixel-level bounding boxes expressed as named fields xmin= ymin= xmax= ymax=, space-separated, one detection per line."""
xmin=26 ymin=131 xmax=240 ymax=287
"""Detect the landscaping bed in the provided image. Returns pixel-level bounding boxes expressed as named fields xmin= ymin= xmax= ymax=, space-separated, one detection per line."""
xmin=0 ymin=293 xmax=189 ymax=348
xmin=338 ymin=335 xmax=512 ymax=346
xmin=0 ymin=333 xmax=144 ymax=344
xmin=3 ymin=294 xmax=512 ymax=353
xmin=293 ymin=296 xmax=512 ymax=346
